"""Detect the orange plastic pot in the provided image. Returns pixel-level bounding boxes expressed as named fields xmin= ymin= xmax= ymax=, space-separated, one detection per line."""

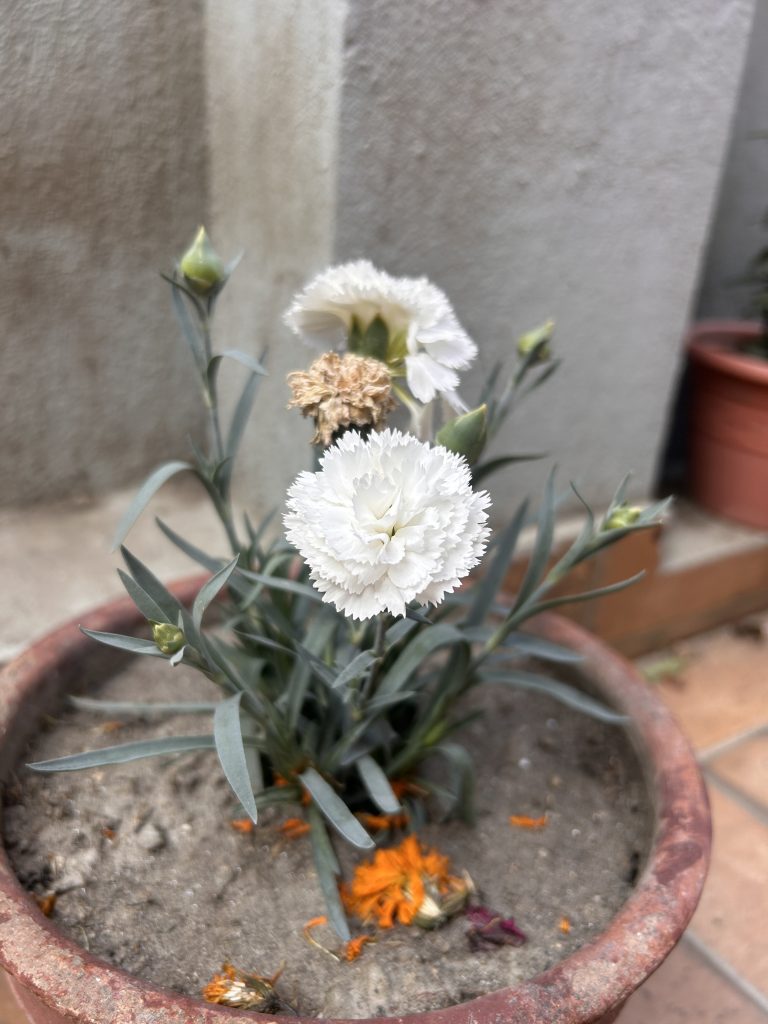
xmin=688 ymin=320 xmax=768 ymax=529
xmin=0 ymin=581 xmax=710 ymax=1024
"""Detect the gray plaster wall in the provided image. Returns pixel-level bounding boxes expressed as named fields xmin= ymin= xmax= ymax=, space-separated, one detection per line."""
xmin=335 ymin=0 xmax=756 ymax=510
xmin=204 ymin=0 xmax=348 ymax=518
xmin=697 ymin=0 xmax=768 ymax=319
xmin=1 ymin=0 xmax=208 ymax=506
xmin=0 ymin=0 xmax=756 ymax=517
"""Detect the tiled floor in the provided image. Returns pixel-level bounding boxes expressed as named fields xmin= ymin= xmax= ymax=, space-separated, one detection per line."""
xmin=622 ymin=626 xmax=768 ymax=1022
xmin=1 ymin=620 xmax=767 ymax=1021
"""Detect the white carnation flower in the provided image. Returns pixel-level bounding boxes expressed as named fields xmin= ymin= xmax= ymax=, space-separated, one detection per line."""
xmin=283 ymin=260 xmax=477 ymax=405
xmin=284 ymin=429 xmax=491 ymax=620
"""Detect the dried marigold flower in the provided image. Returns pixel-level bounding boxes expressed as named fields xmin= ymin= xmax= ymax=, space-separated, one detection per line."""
xmin=202 ymin=962 xmax=282 ymax=1010
xmin=342 ymin=834 xmax=469 ymax=929
xmin=287 ymin=351 xmax=396 ymax=446
xmin=509 ymin=813 xmax=548 ymax=830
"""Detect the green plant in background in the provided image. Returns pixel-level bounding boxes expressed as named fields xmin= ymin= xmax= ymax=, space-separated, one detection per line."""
xmin=29 ymin=231 xmax=669 ymax=939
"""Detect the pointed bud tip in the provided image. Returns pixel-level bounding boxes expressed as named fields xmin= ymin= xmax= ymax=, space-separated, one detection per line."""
xmin=179 ymin=226 xmax=225 ymax=296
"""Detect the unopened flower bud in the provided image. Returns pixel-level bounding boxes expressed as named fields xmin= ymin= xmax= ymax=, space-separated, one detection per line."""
xmin=603 ymin=504 xmax=643 ymax=531
xmin=517 ymin=319 xmax=555 ymax=363
xmin=436 ymin=404 xmax=488 ymax=465
xmin=179 ymin=226 xmax=225 ymax=296
xmin=152 ymin=622 xmax=185 ymax=655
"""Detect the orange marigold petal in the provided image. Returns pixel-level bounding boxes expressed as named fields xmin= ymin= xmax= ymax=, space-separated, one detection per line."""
xmin=231 ymin=818 xmax=255 ymax=834
xmin=509 ymin=813 xmax=548 ymax=830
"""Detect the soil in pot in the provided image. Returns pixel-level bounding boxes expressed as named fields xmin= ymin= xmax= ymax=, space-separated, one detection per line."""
xmin=2 ymin=654 xmax=652 ymax=1019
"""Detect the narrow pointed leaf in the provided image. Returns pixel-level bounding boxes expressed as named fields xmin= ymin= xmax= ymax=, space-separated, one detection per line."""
xmin=214 ymin=693 xmax=259 ymax=824
xmin=466 ymin=498 xmax=529 ymax=627
xmin=307 ymin=805 xmax=350 ymax=941
xmin=356 ymin=755 xmax=401 ymax=813
xmin=121 ymin=548 xmax=183 ymax=624
xmin=299 ymin=767 xmax=374 ymax=849
xmin=155 ymin=519 xmax=222 ymax=572
xmin=237 ymin=570 xmax=323 ymax=603
xmin=167 ymin=276 xmax=207 ymax=373
xmin=472 ymin=453 xmax=546 ymax=485
xmin=377 ymin=624 xmax=464 ymax=697
xmin=116 ymin=570 xmax=168 ymax=625
xmin=220 ymin=349 xmax=268 ymax=375
xmin=332 ymin=650 xmax=376 ymax=690
xmin=515 ymin=469 xmax=556 ymax=607
xmin=481 ymin=670 xmax=627 ymax=723
xmin=28 ymin=735 xmax=215 ymax=772
xmin=79 ymin=627 xmax=165 ymax=657
xmin=531 ymin=572 xmax=646 ymax=614
xmin=70 ymin=696 xmax=217 ymax=715
xmin=112 ymin=462 xmax=193 ymax=549
xmin=193 ymin=557 xmax=239 ymax=630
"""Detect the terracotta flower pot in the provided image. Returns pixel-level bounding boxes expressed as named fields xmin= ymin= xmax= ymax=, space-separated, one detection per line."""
xmin=0 ymin=581 xmax=710 ymax=1024
xmin=688 ymin=320 xmax=768 ymax=529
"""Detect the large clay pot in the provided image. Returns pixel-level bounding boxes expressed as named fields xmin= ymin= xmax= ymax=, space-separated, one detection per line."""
xmin=688 ymin=320 xmax=768 ymax=530
xmin=0 ymin=582 xmax=710 ymax=1024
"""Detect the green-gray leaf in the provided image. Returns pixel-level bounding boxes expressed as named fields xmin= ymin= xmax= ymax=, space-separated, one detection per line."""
xmin=28 ymin=735 xmax=215 ymax=772
xmin=214 ymin=693 xmax=259 ymax=824
xmin=79 ymin=628 xmax=165 ymax=657
xmin=112 ymin=461 xmax=193 ymax=549
xmin=193 ymin=557 xmax=239 ymax=630
xmin=299 ymin=767 xmax=374 ymax=849
xmin=69 ymin=696 xmax=217 ymax=715
xmin=377 ymin=623 xmax=465 ymax=699
xmin=356 ymin=755 xmax=401 ymax=813
xmin=481 ymin=670 xmax=627 ymax=723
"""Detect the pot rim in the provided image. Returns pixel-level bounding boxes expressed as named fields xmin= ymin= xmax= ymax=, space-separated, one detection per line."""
xmin=687 ymin=319 xmax=768 ymax=385
xmin=0 ymin=579 xmax=711 ymax=1024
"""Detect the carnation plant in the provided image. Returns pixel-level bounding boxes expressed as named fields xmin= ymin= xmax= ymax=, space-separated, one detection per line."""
xmin=30 ymin=230 xmax=668 ymax=943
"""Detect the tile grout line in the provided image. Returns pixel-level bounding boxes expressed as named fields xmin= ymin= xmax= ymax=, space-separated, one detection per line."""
xmin=683 ymin=932 xmax=768 ymax=1016
xmin=697 ymin=722 xmax=768 ymax=764
xmin=704 ymin=771 xmax=768 ymax=829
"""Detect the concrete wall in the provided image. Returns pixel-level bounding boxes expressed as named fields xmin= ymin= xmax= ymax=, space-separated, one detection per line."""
xmin=204 ymin=1 xmax=348 ymax=516
xmin=697 ymin=0 xmax=768 ymax=319
xmin=0 ymin=0 xmax=208 ymax=506
xmin=0 ymin=0 xmax=756 ymax=516
xmin=335 ymin=0 xmax=756 ymax=511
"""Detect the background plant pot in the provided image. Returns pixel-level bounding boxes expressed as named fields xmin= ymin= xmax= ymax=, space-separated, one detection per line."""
xmin=0 ymin=581 xmax=710 ymax=1024
xmin=688 ymin=320 xmax=768 ymax=530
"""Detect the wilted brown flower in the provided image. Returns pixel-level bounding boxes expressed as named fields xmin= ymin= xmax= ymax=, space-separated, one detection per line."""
xmin=287 ymin=352 xmax=395 ymax=446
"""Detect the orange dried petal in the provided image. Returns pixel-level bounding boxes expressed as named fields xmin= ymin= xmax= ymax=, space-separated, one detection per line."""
xmin=509 ymin=813 xmax=548 ymax=830
xmin=231 ymin=818 xmax=255 ymax=834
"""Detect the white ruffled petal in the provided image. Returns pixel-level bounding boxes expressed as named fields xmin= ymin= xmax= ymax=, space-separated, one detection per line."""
xmin=284 ymin=429 xmax=490 ymax=620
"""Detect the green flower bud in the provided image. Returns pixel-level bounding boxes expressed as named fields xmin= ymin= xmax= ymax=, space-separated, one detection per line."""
xmin=603 ymin=504 xmax=643 ymax=531
xmin=179 ymin=226 xmax=225 ymax=296
xmin=152 ymin=622 xmax=185 ymax=655
xmin=517 ymin=319 xmax=555 ymax=363
xmin=436 ymin=404 xmax=488 ymax=465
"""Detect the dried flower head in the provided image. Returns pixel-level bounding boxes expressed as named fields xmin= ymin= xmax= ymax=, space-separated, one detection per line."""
xmin=342 ymin=834 xmax=469 ymax=928
xmin=202 ymin=962 xmax=283 ymax=1010
xmin=283 ymin=260 xmax=477 ymax=405
xmin=287 ymin=351 xmax=396 ymax=446
xmin=284 ymin=429 xmax=491 ymax=619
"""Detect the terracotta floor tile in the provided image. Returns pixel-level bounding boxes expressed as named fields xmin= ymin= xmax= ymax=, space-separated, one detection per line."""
xmin=618 ymin=939 xmax=767 ymax=1023
xmin=709 ymin=731 xmax=768 ymax=810
xmin=688 ymin=785 xmax=768 ymax=996
xmin=647 ymin=632 xmax=768 ymax=750
xmin=0 ymin=972 xmax=24 ymax=1024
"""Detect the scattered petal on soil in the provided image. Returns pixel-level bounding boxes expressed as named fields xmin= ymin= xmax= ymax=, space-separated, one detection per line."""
xmin=509 ymin=814 xmax=548 ymax=830
xmin=465 ymin=904 xmax=527 ymax=950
